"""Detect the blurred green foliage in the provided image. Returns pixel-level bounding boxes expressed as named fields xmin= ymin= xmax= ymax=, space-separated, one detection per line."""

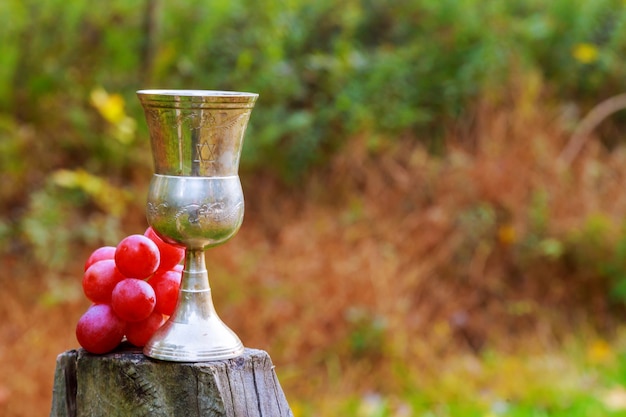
xmin=6 ymin=3 xmax=626 ymax=415
xmin=2 ymin=0 xmax=626 ymax=269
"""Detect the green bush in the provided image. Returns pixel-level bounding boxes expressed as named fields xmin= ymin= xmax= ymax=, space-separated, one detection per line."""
xmin=2 ymin=0 xmax=626 ymax=268
xmin=3 ymin=0 xmax=626 ymax=176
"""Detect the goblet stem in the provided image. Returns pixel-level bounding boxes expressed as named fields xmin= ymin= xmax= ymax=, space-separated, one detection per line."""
xmin=182 ymin=249 xmax=211 ymax=292
xmin=174 ymin=249 xmax=217 ymax=322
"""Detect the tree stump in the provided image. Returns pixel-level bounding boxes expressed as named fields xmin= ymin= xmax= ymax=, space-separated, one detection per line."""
xmin=50 ymin=344 xmax=293 ymax=417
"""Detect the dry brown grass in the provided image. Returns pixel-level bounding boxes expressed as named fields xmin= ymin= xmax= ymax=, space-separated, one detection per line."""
xmin=2 ymin=77 xmax=626 ymax=415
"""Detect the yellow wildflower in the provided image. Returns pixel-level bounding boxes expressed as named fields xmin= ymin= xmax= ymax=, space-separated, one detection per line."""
xmin=586 ymin=339 xmax=613 ymax=364
xmin=497 ymin=224 xmax=516 ymax=245
xmin=90 ymin=87 xmax=126 ymax=124
xmin=89 ymin=87 xmax=136 ymax=144
xmin=52 ymin=169 xmax=130 ymax=216
xmin=572 ymin=42 xmax=599 ymax=64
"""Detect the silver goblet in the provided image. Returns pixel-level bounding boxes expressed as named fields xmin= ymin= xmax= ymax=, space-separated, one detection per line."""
xmin=137 ymin=89 xmax=258 ymax=361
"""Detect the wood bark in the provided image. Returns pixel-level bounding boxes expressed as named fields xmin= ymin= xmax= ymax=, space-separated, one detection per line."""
xmin=50 ymin=344 xmax=293 ymax=417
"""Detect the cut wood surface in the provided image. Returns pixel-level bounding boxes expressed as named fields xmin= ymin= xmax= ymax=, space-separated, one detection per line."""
xmin=50 ymin=344 xmax=293 ymax=417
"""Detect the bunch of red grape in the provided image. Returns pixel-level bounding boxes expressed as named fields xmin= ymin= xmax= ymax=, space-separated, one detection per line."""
xmin=76 ymin=227 xmax=185 ymax=354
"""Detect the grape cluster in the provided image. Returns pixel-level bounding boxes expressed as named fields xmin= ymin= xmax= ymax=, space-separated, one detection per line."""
xmin=76 ymin=227 xmax=185 ymax=354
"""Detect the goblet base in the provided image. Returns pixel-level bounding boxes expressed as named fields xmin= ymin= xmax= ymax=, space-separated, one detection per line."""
xmin=143 ymin=307 xmax=244 ymax=362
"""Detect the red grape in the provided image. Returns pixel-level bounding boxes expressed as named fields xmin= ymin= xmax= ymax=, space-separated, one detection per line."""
xmin=111 ymin=278 xmax=156 ymax=322
xmin=82 ymin=259 xmax=125 ymax=303
xmin=84 ymin=246 xmax=116 ymax=271
xmin=76 ymin=304 xmax=125 ymax=354
xmin=125 ymin=311 xmax=165 ymax=347
xmin=144 ymin=227 xmax=185 ymax=271
xmin=148 ymin=269 xmax=182 ymax=316
xmin=77 ymin=232 xmax=185 ymax=354
xmin=115 ymin=234 xmax=160 ymax=279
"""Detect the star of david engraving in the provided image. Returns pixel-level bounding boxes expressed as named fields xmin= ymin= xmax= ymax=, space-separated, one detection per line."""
xmin=195 ymin=141 xmax=217 ymax=163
